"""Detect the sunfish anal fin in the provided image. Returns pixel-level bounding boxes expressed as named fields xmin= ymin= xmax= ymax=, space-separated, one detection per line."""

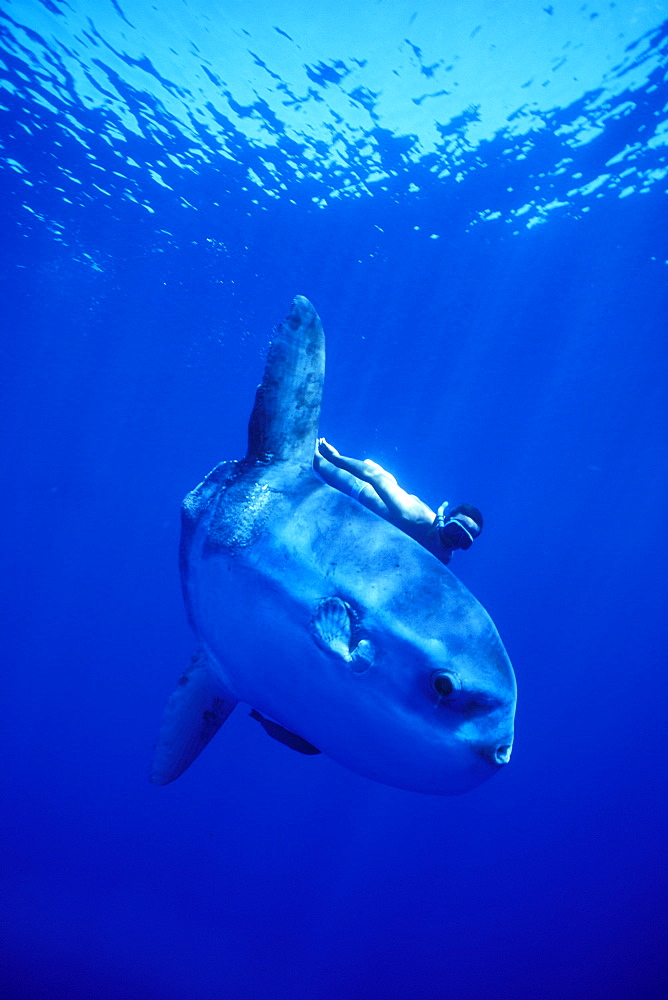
xmin=150 ymin=648 xmax=237 ymax=785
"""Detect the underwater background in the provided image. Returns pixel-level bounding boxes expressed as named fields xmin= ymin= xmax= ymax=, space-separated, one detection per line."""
xmin=2 ymin=2 xmax=667 ymax=997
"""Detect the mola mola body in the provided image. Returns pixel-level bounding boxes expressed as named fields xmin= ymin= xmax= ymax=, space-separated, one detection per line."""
xmin=152 ymin=297 xmax=516 ymax=794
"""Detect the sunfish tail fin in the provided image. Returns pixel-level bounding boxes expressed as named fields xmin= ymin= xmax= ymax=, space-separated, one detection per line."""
xmin=150 ymin=648 xmax=238 ymax=785
xmin=246 ymin=295 xmax=325 ymax=467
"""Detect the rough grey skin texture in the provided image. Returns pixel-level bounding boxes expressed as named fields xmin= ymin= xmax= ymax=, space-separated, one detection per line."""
xmin=152 ymin=296 xmax=516 ymax=795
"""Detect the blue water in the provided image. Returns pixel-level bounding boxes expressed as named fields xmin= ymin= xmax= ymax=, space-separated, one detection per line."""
xmin=2 ymin=2 xmax=668 ymax=997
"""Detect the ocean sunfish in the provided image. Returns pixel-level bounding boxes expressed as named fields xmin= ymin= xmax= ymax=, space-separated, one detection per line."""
xmin=151 ymin=296 xmax=516 ymax=795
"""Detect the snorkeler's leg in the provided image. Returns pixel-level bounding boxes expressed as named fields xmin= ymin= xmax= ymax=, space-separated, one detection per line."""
xmin=363 ymin=469 xmax=428 ymax=521
xmin=313 ymin=444 xmax=358 ymax=492
xmin=343 ymin=454 xmax=434 ymax=524
xmin=317 ymin=438 xmax=376 ymax=480
xmin=317 ymin=438 xmax=425 ymax=518
xmin=314 ymin=440 xmax=389 ymax=516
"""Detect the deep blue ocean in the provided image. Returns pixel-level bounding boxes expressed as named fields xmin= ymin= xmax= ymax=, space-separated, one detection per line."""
xmin=2 ymin=2 xmax=667 ymax=998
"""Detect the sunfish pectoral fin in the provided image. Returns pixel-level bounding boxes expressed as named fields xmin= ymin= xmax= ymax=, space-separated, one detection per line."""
xmin=150 ymin=648 xmax=238 ymax=785
xmin=310 ymin=597 xmax=374 ymax=673
xmin=249 ymin=710 xmax=321 ymax=755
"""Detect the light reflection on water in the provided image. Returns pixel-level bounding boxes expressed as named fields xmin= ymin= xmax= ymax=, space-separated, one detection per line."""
xmin=1 ymin=0 xmax=667 ymax=234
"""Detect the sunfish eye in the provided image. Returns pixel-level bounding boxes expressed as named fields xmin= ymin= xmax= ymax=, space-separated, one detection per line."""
xmin=431 ymin=671 xmax=458 ymax=698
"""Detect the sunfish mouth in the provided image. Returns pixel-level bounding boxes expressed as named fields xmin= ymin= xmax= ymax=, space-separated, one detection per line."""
xmin=478 ymin=741 xmax=513 ymax=766
xmin=495 ymin=743 xmax=513 ymax=765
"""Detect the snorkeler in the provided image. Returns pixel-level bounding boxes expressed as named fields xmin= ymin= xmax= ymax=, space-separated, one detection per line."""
xmin=313 ymin=437 xmax=482 ymax=566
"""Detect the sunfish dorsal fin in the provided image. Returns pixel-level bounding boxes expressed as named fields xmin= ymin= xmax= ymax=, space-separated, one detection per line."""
xmin=246 ymin=295 xmax=325 ymax=467
xmin=150 ymin=647 xmax=237 ymax=785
